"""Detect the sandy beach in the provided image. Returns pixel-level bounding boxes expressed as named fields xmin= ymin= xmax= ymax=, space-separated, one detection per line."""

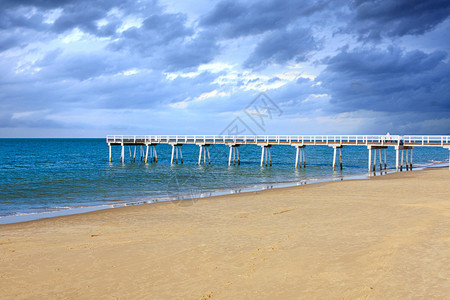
xmin=1 ymin=168 xmax=449 ymax=299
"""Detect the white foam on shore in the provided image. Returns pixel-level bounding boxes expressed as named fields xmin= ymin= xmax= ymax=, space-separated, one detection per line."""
xmin=1 ymin=161 xmax=448 ymax=225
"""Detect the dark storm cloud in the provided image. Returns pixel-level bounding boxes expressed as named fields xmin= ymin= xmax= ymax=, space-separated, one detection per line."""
xmin=162 ymin=31 xmax=220 ymax=71
xmin=0 ymin=7 xmax=50 ymax=52
xmin=110 ymin=13 xmax=193 ymax=54
xmin=319 ymin=46 xmax=450 ymax=113
xmin=0 ymin=0 xmax=125 ymax=53
xmin=199 ymin=0 xmax=329 ymax=38
xmin=108 ymin=12 xmax=221 ymax=71
xmin=0 ymin=9 xmax=46 ymax=30
xmin=0 ymin=0 xmax=149 ymax=41
xmin=349 ymin=0 xmax=450 ymax=40
xmin=52 ymin=4 xmax=111 ymax=35
xmin=0 ymin=0 xmax=73 ymax=9
xmin=244 ymin=27 xmax=319 ymax=69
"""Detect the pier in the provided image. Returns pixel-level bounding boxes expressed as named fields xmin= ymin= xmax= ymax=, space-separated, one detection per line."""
xmin=106 ymin=135 xmax=450 ymax=172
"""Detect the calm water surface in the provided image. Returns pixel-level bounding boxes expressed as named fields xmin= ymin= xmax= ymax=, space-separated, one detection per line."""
xmin=0 ymin=138 xmax=448 ymax=223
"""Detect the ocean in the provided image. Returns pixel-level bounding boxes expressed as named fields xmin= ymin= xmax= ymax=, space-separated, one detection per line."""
xmin=0 ymin=138 xmax=448 ymax=224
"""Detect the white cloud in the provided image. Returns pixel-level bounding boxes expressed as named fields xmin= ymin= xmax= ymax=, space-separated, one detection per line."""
xmin=195 ymin=90 xmax=228 ymax=101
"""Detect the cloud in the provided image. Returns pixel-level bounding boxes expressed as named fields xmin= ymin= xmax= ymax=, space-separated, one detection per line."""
xmin=0 ymin=1 xmax=74 ymax=9
xmin=0 ymin=0 xmax=159 ymax=43
xmin=110 ymin=12 xmax=193 ymax=54
xmin=1 ymin=0 xmax=450 ymax=136
xmin=349 ymin=0 xmax=450 ymax=40
xmin=244 ymin=27 xmax=319 ymax=69
xmin=161 ymin=31 xmax=220 ymax=71
xmin=199 ymin=0 xmax=329 ymax=38
xmin=52 ymin=4 xmax=116 ymax=36
xmin=319 ymin=46 xmax=450 ymax=114
xmin=0 ymin=33 xmax=22 ymax=52
xmin=0 ymin=8 xmax=46 ymax=30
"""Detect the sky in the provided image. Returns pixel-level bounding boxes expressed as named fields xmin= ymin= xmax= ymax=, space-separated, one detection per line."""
xmin=1 ymin=0 xmax=449 ymax=137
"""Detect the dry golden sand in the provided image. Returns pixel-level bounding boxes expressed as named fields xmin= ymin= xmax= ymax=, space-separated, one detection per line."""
xmin=1 ymin=168 xmax=449 ymax=299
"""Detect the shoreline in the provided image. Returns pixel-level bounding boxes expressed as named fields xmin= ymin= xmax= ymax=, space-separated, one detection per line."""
xmin=1 ymin=160 xmax=448 ymax=225
xmin=1 ymin=166 xmax=449 ymax=298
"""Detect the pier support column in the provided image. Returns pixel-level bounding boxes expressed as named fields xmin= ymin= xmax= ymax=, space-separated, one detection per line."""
xmin=265 ymin=147 xmax=268 ymax=166
xmin=373 ymin=148 xmax=377 ymax=172
xmin=302 ymin=147 xmax=306 ymax=167
xmin=260 ymin=146 xmax=265 ymax=167
xmin=332 ymin=147 xmax=337 ymax=171
xmin=410 ymin=148 xmax=413 ymax=170
xmin=259 ymin=145 xmax=271 ymax=167
xmin=129 ymin=146 xmax=136 ymax=163
xmin=149 ymin=145 xmax=153 ymax=163
xmin=128 ymin=146 xmax=131 ymax=162
xmin=396 ymin=147 xmax=399 ymax=171
xmin=384 ymin=149 xmax=387 ymax=169
xmin=228 ymin=145 xmax=239 ymax=166
xmin=170 ymin=145 xmax=182 ymax=165
xmin=406 ymin=149 xmax=409 ymax=171
xmin=208 ymin=145 xmax=212 ymax=165
xmin=400 ymin=149 xmax=404 ymax=171
xmin=378 ymin=149 xmax=382 ymax=171
xmin=331 ymin=145 xmax=343 ymax=171
xmin=145 ymin=145 xmax=149 ymax=163
xmin=121 ymin=144 xmax=124 ymax=163
xmin=198 ymin=145 xmax=212 ymax=165
xmin=299 ymin=148 xmax=303 ymax=168
xmin=153 ymin=146 xmax=158 ymax=163
xmin=108 ymin=144 xmax=111 ymax=162
xmin=368 ymin=146 xmax=388 ymax=173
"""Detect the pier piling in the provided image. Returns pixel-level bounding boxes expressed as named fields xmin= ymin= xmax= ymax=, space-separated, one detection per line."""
xmin=410 ymin=148 xmax=413 ymax=170
xmin=401 ymin=149 xmax=404 ymax=171
xmin=369 ymin=146 xmax=387 ymax=173
xmin=145 ymin=145 xmax=149 ymax=163
xmin=260 ymin=145 xmax=271 ymax=167
xmin=332 ymin=146 xmax=343 ymax=171
xmin=228 ymin=145 xmax=239 ymax=166
xmin=199 ymin=145 xmax=211 ymax=165
xmin=384 ymin=148 xmax=387 ymax=169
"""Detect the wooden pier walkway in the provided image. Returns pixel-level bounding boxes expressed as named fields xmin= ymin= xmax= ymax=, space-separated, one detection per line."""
xmin=106 ymin=135 xmax=450 ymax=172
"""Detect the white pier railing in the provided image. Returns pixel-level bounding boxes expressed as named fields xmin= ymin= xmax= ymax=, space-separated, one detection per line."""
xmin=106 ymin=135 xmax=450 ymax=147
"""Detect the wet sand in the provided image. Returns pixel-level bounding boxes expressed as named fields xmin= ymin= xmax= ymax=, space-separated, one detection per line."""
xmin=1 ymin=168 xmax=449 ymax=299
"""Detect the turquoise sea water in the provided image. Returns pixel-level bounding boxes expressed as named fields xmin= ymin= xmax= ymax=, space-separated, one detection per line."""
xmin=0 ymin=138 xmax=448 ymax=224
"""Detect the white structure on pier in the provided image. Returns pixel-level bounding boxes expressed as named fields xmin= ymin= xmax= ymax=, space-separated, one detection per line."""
xmin=107 ymin=135 xmax=450 ymax=172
